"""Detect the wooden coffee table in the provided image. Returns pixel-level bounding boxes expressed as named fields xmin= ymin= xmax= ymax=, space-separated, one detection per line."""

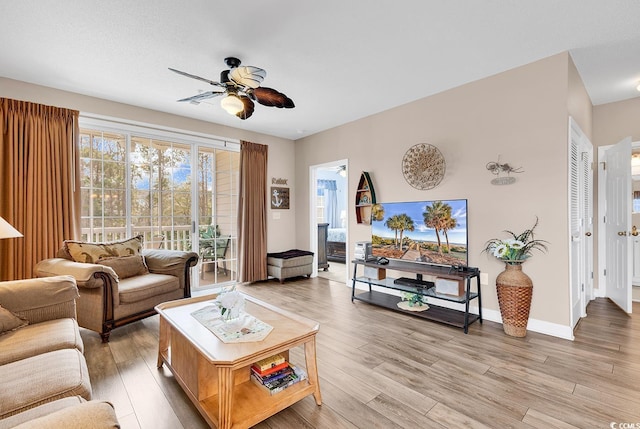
xmin=155 ymin=293 xmax=322 ymax=429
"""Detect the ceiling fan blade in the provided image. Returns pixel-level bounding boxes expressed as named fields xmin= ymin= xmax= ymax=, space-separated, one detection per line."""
xmin=251 ymin=87 xmax=295 ymax=108
xmin=229 ymin=66 xmax=266 ymax=89
xmin=177 ymin=91 xmax=225 ymax=104
xmin=168 ymin=67 xmax=226 ymax=88
xmin=236 ymin=96 xmax=255 ymax=120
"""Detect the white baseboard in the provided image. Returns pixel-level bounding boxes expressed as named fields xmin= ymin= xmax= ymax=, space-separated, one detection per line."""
xmin=473 ymin=306 xmax=574 ymax=340
xmin=356 ymin=284 xmax=575 ymax=340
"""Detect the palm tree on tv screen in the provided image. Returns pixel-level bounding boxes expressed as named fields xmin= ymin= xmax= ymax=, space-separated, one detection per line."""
xmin=385 ymin=215 xmax=402 ymax=248
xmin=441 ymin=210 xmax=458 ymax=253
xmin=423 ymin=201 xmax=454 ymax=254
xmin=396 ymin=213 xmax=415 ymax=250
xmin=371 ymin=204 xmax=385 ymax=222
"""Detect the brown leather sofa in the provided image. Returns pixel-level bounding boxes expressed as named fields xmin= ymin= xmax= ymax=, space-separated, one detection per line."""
xmin=34 ymin=237 xmax=198 ymax=342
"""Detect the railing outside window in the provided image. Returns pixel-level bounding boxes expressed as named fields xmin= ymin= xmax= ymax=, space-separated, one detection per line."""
xmin=78 ymin=121 xmax=239 ymax=287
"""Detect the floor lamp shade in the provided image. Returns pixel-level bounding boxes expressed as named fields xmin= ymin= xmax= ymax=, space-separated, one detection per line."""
xmin=0 ymin=217 xmax=23 ymax=239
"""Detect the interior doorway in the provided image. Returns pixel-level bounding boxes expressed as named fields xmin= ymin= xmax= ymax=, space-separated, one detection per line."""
xmin=597 ymin=139 xmax=638 ymax=311
xmin=309 ymin=160 xmax=349 ymax=285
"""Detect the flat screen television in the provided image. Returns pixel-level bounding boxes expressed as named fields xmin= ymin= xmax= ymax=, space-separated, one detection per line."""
xmin=371 ymin=199 xmax=468 ymax=267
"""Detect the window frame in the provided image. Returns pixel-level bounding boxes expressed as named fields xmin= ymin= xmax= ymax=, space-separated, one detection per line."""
xmin=78 ymin=115 xmax=240 ymax=286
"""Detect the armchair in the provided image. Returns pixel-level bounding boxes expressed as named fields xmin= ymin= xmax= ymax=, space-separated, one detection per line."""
xmin=35 ymin=248 xmax=198 ymax=342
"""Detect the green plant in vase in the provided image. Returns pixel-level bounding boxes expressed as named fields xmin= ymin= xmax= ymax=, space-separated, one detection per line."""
xmin=482 ymin=217 xmax=548 ymax=337
xmin=483 ymin=217 xmax=548 ymax=264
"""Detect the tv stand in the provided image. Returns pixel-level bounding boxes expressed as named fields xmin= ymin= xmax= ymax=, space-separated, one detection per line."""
xmin=351 ymin=259 xmax=482 ymax=333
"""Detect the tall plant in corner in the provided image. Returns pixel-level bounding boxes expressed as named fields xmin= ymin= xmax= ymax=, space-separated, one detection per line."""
xmin=483 ymin=217 xmax=548 ymax=338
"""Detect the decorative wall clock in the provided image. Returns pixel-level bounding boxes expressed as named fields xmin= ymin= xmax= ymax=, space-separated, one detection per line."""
xmin=401 ymin=143 xmax=446 ymax=190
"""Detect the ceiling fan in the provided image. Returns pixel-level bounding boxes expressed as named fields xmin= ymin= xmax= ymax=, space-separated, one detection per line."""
xmin=169 ymin=57 xmax=295 ymax=120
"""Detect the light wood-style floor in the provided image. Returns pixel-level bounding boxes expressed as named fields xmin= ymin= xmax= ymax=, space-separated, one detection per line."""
xmin=317 ymin=261 xmax=347 ymax=284
xmin=82 ymin=277 xmax=640 ymax=429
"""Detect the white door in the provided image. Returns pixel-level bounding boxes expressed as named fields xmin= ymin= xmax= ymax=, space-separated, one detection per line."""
xmin=582 ymin=146 xmax=594 ymax=304
xmin=569 ymin=118 xmax=593 ymax=328
xmin=604 ymin=137 xmax=632 ymax=313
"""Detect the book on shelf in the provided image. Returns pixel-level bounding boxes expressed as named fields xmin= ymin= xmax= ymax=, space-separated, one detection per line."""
xmin=251 ymin=365 xmax=308 ymax=396
xmin=251 ymin=364 xmax=294 ymax=384
xmin=253 ymin=353 xmax=286 ymax=372
xmin=250 ymin=360 xmax=289 ymax=377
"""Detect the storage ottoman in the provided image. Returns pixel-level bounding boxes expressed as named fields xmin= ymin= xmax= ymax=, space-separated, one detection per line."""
xmin=267 ymin=249 xmax=314 ymax=283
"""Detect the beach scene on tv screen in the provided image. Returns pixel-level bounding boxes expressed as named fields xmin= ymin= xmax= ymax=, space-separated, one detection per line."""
xmin=371 ymin=199 xmax=468 ymax=266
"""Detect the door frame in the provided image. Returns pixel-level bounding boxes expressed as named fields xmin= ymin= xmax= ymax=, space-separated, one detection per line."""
xmin=597 ymin=140 xmax=638 ymax=306
xmin=309 ymin=159 xmax=349 ymax=282
xmin=191 ymin=145 xmax=240 ymax=290
xmin=568 ymin=117 xmax=593 ymax=328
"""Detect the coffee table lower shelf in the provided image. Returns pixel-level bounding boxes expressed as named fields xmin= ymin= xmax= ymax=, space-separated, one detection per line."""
xmin=159 ymin=348 xmax=318 ymax=429
xmin=200 ymin=378 xmax=316 ymax=428
xmin=160 ymin=352 xmax=314 ymax=428
xmin=353 ymin=290 xmax=480 ymax=330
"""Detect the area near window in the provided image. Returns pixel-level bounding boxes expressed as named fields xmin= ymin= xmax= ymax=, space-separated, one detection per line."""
xmin=78 ymin=118 xmax=239 ymax=288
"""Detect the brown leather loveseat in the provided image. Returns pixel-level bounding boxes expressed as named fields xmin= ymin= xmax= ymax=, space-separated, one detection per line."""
xmin=34 ymin=236 xmax=198 ymax=342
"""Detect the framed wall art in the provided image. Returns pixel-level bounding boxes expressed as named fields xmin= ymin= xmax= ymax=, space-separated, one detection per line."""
xmin=271 ymin=187 xmax=290 ymax=209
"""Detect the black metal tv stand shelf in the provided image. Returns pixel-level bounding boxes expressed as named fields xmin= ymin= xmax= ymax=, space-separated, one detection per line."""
xmin=351 ymin=259 xmax=482 ymax=333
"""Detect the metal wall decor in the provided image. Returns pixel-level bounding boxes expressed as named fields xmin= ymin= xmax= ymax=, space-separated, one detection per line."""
xmin=486 ymin=157 xmax=523 ymax=185
xmin=401 ymin=143 xmax=446 ymax=190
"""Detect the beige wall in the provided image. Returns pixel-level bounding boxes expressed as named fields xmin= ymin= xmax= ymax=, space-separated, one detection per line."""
xmin=0 ymin=77 xmax=297 ymax=253
xmin=295 ymin=53 xmax=578 ymax=329
xmin=593 ymin=97 xmax=640 ymax=145
xmin=2 ymin=50 xmax=599 ymax=332
xmin=567 ymin=54 xmax=593 ymax=139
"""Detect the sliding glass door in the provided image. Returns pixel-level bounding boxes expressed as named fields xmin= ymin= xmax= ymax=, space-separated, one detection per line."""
xmin=79 ymin=123 xmax=238 ymax=288
xmin=196 ymin=147 xmax=239 ymax=286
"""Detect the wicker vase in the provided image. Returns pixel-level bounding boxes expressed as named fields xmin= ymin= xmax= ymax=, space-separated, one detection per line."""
xmin=496 ymin=262 xmax=533 ymax=337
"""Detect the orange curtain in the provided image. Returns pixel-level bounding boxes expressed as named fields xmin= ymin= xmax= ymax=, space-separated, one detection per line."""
xmin=0 ymin=98 xmax=80 ymax=280
xmin=237 ymin=140 xmax=268 ymax=283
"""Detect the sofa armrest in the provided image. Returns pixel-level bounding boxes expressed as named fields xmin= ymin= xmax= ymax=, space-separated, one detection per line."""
xmin=9 ymin=400 xmax=120 ymax=429
xmin=35 ymin=258 xmax=118 ymax=289
xmin=0 ymin=276 xmax=79 ymax=323
xmin=142 ymin=249 xmax=198 ymax=295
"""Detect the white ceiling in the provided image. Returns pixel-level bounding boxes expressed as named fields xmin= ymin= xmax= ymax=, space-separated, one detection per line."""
xmin=1 ymin=1 xmax=640 ymax=140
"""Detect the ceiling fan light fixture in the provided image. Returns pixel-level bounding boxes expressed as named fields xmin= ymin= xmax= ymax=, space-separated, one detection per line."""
xmin=220 ymin=94 xmax=244 ymax=115
xmin=170 ymin=57 xmax=294 ymax=119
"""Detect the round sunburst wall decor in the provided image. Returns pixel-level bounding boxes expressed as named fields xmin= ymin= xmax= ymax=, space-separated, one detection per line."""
xmin=401 ymin=143 xmax=446 ymax=190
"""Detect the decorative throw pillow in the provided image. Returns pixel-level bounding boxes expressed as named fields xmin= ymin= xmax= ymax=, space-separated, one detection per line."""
xmin=56 ymin=246 xmax=73 ymax=260
xmin=97 ymin=255 xmax=149 ymax=279
xmin=0 ymin=306 xmax=28 ymax=335
xmin=64 ymin=235 xmax=144 ymax=264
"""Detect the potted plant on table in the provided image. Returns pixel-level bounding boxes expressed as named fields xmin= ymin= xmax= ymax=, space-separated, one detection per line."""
xmin=483 ymin=217 xmax=548 ymax=337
